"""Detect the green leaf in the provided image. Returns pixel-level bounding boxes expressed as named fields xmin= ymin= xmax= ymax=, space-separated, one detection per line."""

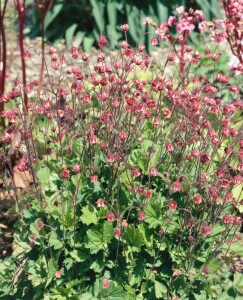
xmin=69 ymin=250 xmax=89 ymax=262
xmin=154 ymin=280 xmax=167 ymax=298
xmin=124 ymin=225 xmax=144 ymax=251
xmin=80 ymin=293 xmax=95 ymax=300
xmin=36 ymin=167 xmax=51 ymax=187
xmin=73 ymin=31 xmax=85 ymax=48
xmin=83 ymin=36 xmax=95 ymax=53
xmin=233 ymin=273 xmax=243 ymax=293
xmin=90 ymin=0 xmax=105 ymax=33
xmin=12 ymin=242 xmax=31 ymax=257
xmin=48 ymin=258 xmax=58 ymax=277
xmin=85 ymin=222 xmax=113 ymax=254
xmin=100 ymin=281 xmax=125 ymax=300
xmin=65 ymin=23 xmax=78 ymax=48
xmin=49 ymin=232 xmax=63 ymax=250
xmin=44 ymin=3 xmax=63 ymax=31
xmin=144 ymin=203 xmax=162 ymax=228
xmin=80 ymin=204 xmax=98 ymax=225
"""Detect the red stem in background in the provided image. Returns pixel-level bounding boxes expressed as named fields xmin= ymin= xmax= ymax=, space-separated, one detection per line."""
xmin=35 ymin=0 xmax=53 ymax=94
xmin=14 ymin=0 xmax=28 ymax=109
xmin=0 ymin=0 xmax=8 ymax=129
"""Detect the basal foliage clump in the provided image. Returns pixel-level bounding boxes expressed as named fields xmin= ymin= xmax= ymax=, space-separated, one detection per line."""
xmin=0 ymin=3 xmax=243 ymax=300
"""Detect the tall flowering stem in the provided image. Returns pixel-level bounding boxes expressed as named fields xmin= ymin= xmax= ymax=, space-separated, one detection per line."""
xmin=223 ymin=0 xmax=243 ymax=64
xmin=13 ymin=0 xmax=28 ymax=108
xmin=35 ymin=0 xmax=53 ymax=94
xmin=0 ymin=0 xmax=8 ymax=128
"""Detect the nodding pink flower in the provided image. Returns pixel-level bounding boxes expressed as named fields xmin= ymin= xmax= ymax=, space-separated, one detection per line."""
xmin=200 ymin=225 xmax=211 ymax=236
xmin=17 ymin=163 xmax=27 ymax=172
xmin=149 ymin=167 xmax=158 ymax=177
xmin=107 ymin=153 xmax=115 ymax=163
xmin=120 ymin=24 xmax=129 ymax=31
xmin=48 ymin=47 xmax=57 ymax=54
xmin=96 ymin=198 xmax=105 ymax=207
xmin=229 ymin=85 xmax=240 ymax=93
xmin=238 ymin=163 xmax=243 ymax=171
xmin=162 ymin=109 xmax=172 ymax=118
xmin=55 ymin=270 xmax=62 ymax=279
xmin=223 ymin=215 xmax=233 ymax=224
xmin=61 ymin=168 xmax=70 ymax=179
xmin=23 ymin=51 xmax=31 ymax=59
xmin=145 ymin=190 xmax=152 ymax=199
xmin=114 ymin=229 xmax=121 ymax=237
xmin=225 ymin=193 xmax=233 ymax=202
xmin=103 ymin=278 xmax=109 ymax=289
xmin=71 ymin=47 xmax=79 ymax=59
xmin=172 ymin=180 xmax=183 ymax=192
xmin=138 ymin=211 xmax=146 ymax=221
xmin=90 ymin=175 xmax=98 ymax=183
xmin=168 ymin=200 xmax=177 ymax=210
xmin=118 ymin=131 xmax=127 ymax=141
xmin=89 ymin=135 xmax=98 ymax=144
xmin=98 ymin=35 xmax=108 ymax=48
xmin=166 ymin=143 xmax=174 ymax=152
xmin=192 ymin=194 xmax=202 ymax=204
xmin=73 ymin=164 xmax=81 ymax=173
xmin=222 ymin=119 xmax=230 ymax=127
xmin=173 ymin=269 xmax=181 ymax=276
xmin=153 ymin=117 xmax=161 ymax=125
xmin=200 ymin=153 xmax=211 ymax=164
xmin=81 ymin=52 xmax=89 ymax=61
xmin=191 ymin=150 xmax=200 ymax=158
xmin=238 ymin=149 xmax=243 ymax=159
xmin=132 ymin=168 xmax=141 ymax=178
xmin=151 ymin=37 xmax=158 ymax=45
xmin=51 ymin=53 xmax=58 ymax=61
xmin=138 ymin=44 xmax=145 ymax=52
xmin=230 ymin=128 xmax=238 ymax=137
xmin=107 ymin=212 xmax=115 ymax=222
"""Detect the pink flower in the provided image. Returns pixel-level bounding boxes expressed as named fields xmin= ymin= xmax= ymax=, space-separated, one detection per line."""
xmin=61 ymin=168 xmax=70 ymax=179
xmin=223 ymin=215 xmax=233 ymax=224
xmin=120 ymin=24 xmax=129 ymax=31
xmin=200 ymin=153 xmax=211 ymax=164
xmin=172 ymin=180 xmax=183 ymax=192
xmin=73 ymin=164 xmax=81 ymax=173
xmin=153 ymin=117 xmax=161 ymax=125
xmin=173 ymin=269 xmax=181 ymax=276
xmin=149 ymin=167 xmax=158 ymax=176
xmin=168 ymin=200 xmax=177 ymax=210
xmin=151 ymin=37 xmax=158 ymax=45
xmin=192 ymin=194 xmax=202 ymax=204
xmin=90 ymin=175 xmax=98 ymax=183
xmin=71 ymin=47 xmax=79 ymax=59
xmin=96 ymin=198 xmax=105 ymax=207
xmin=103 ymin=278 xmax=109 ymax=289
xmin=200 ymin=225 xmax=211 ymax=236
xmin=166 ymin=143 xmax=174 ymax=152
xmin=132 ymin=168 xmax=141 ymax=178
xmin=89 ymin=135 xmax=98 ymax=144
xmin=55 ymin=270 xmax=62 ymax=279
xmin=107 ymin=212 xmax=115 ymax=222
xmin=107 ymin=153 xmax=115 ymax=163
xmin=230 ymin=85 xmax=240 ymax=93
xmin=114 ymin=229 xmax=121 ymax=237
xmin=138 ymin=211 xmax=146 ymax=221
xmin=98 ymin=35 xmax=108 ymax=48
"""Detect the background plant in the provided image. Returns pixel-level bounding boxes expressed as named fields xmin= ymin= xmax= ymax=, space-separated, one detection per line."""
xmin=26 ymin=0 xmax=223 ymax=52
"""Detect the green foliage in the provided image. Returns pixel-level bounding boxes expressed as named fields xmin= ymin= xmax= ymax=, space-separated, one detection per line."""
xmin=26 ymin=0 xmax=222 ymax=52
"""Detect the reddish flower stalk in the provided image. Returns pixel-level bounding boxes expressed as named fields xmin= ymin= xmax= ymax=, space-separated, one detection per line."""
xmin=0 ymin=0 xmax=8 ymax=129
xmin=35 ymin=0 xmax=53 ymax=94
xmin=14 ymin=0 xmax=28 ymax=108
